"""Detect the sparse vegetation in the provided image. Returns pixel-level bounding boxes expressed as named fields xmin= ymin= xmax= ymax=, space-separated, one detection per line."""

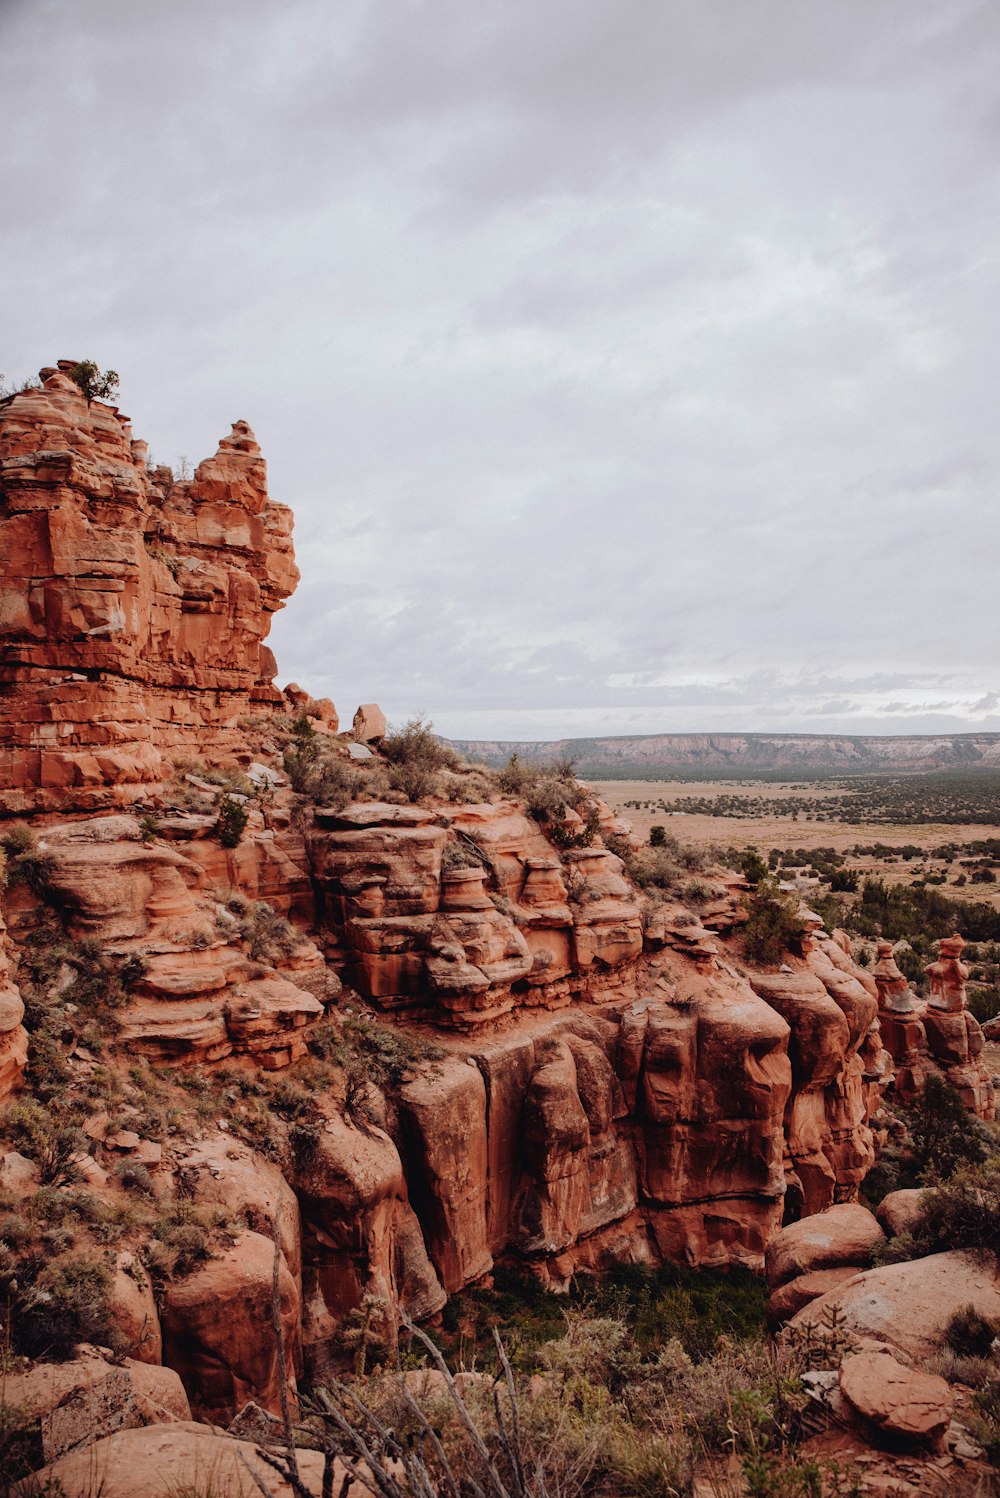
xmin=380 ymin=715 xmax=459 ymax=802
xmin=605 ymin=828 xmax=708 ymax=900
xmin=0 ymin=825 xmax=52 ymax=893
xmin=218 ymin=893 xmax=300 ymax=963
xmin=945 ymin=1304 xmax=999 ymax=1360
xmin=66 ymin=359 xmax=119 ymax=404
xmin=286 ymin=1273 xmax=862 ymax=1498
xmin=907 ymin=1074 xmax=993 ymax=1181
xmin=882 ymin=1153 xmax=1000 ymax=1264
xmin=215 ymin=792 xmax=249 ymax=847
xmin=497 ymin=754 xmax=602 ymax=847
xmin=17 ymin=1256 xmax=114 ymax=1359
xmin=742 ymin=880 xmax=805 ymax=965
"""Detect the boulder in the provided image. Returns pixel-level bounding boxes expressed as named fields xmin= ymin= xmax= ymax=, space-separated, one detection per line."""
xmin=875 ymin=1188 xmax=928 ymax=1240
xmin=161 ymin=1230 xmax=299 ymax=1425
xmin=839 ymin=1349 xmax=953 ymax=1446
xmin=787 ymin=1250 xmax=1000 ymax=1361
xmin=766 ymin=1266 xmax=860 ymax=1326
xmin=2 ymin=1348 xmax=189 ymax=1464
xmin=23 ymin=1420 xmax=362 ymax=1497
xmin=352 ymin=703 xmax=387 ymax=743
xmin=107 ymin=1251 xmax=162 ymax=1364
xmin=765 ymin=1203 xmax=885 ymax=1290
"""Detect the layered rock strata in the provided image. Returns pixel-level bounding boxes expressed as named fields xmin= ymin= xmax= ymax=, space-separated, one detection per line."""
xmin=0 ymin=376 xmax=903 ymax=1419
xmin=0 ymin=363 xmax=296 ymax=813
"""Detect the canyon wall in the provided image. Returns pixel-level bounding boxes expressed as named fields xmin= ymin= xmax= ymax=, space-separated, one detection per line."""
xmin=1 ymin=373 xmax=994 ymax=1428
xmin=449 ymin=730 xmax=1000 ymax=776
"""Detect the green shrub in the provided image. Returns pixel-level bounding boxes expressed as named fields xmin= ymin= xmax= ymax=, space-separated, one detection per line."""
xmin=649 ymin=824 xmax=667 ymax=847
xmin=2 ymin=1100 xmax=86 ymax=1186
xmin=18 ymin=1255 xmax=113 ymax=1358
xmin=742 ymin=880 xmax=805 ymax=965
xmin=740 ymin=850 xmax=769 ymax=886
xmin=216 ymin=793 xmax=249 ymax=848
xmin=380 ymin=716 xmax=458 ymax=802
xmin=112 ymin=1160 xmax=155 ymax=1195
xmin=282 ymin=712 xmax=321 ymax=790
xmin=223 ymin=896 xmax=299 ymax=962
xmin=310 ymin=755 xmax=358 ymax=808
xmin=969 ymin=985 xmax=1000 ymax=1025
xmin=908 ymin=1074 xmax=991 ymax=1181
xmin=0 ymin=824 xmax=35 ymax=858
xmin=381 ymin=716 xmax=458 ymax=773
xmin=969 ymin=1378 xmax=1000 ymax=1465
xmin=67 ymin=359 xmax=119 ymax=404
xmin=945 ymin=1304 xmax=999 ymax=1359
xmin=0 ymin=822 xmax=53 ymax=892
xmin=896 ymin=1155 xmax=1000 ymax=1260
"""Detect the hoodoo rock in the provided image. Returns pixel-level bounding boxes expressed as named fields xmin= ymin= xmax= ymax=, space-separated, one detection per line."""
xmin=874 ymin=933 xmax=995 ymax=1119
xmin=0 ymin=363 xmax=297 ymax=813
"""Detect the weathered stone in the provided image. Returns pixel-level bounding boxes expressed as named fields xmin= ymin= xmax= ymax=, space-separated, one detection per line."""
xmin=352 ymin=703 xmax=387 ymax=743
xmin=787 ymin=1251 xmax=1000 ymax=1361
xmin=161 ymin=1230 xmax=299 ymax=1425
xmin=839 ymin=1349 xmax=953 ymax=1445
xmin=0 ymin=371 xmax=297 ymax=813
xmin=28 ymin=1421 xmax=363 ymax=1498
xmin=875 ymin=1189 xmax=928 ymax=1240
xmin=765 ymin=1203 xmax=885 ymax=1290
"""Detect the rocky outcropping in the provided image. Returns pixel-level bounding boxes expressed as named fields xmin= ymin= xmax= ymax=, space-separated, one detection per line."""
xmin=0 ymin=372 xmax=911 ymax=1457
xmin=873 ymin=936 xmax=995 ymax=1118
xmin=0 ymin=362 xmax=296 ymax=813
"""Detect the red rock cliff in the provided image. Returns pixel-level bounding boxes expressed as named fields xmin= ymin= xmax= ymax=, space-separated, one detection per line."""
xmin=0 ymin=362 xmax=297 ymax=812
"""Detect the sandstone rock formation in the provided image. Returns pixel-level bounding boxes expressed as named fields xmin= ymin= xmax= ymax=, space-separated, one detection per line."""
xmin=161 ymin=1231 xmax=299 ymax=1426
xmin=3 ymin=373 xmax=961 ymax=1487
xmin=873 ymin=935 xmax=995 ymax=1118
xmin=3 ymin=1346 xmax=190 ymax=1465
xmin=352 ymin=703 xmax=387 ymax=743
xmin=0 ymin=362 xmax=296 ymax=813
xmin=763 ymin=1202 xmax=886 ymax=1325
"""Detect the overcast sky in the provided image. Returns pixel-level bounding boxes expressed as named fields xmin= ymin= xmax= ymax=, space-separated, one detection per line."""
xmin=2 ymin=0 xmax=999 ymax=741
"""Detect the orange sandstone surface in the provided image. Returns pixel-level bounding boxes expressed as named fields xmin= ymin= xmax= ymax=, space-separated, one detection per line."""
xmin=0 ymin=361 xmax=295 ymax=813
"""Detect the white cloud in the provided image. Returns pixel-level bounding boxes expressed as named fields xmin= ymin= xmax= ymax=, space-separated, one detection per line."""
xmin=1 ymin=0 xmax=998 ymax=738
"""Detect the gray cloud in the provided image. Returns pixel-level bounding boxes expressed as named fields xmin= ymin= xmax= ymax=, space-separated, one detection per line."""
xmin=1 ymin=0 xmax=998 ymax=739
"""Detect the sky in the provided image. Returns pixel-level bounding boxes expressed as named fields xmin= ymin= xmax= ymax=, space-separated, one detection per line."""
xmin=2 ymin=0 xmax=999 ymax=742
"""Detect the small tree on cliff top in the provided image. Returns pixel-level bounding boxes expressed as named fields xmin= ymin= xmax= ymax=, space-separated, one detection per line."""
xmin=68 ymin=359 xmax=119 ymax=404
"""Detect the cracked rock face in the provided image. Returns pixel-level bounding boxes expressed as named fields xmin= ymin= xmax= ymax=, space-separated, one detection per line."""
xmin=0 ymin=364 xmax=296 ymax=814
xmin=839 ymin=1350 xmax=954 ymax=1445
